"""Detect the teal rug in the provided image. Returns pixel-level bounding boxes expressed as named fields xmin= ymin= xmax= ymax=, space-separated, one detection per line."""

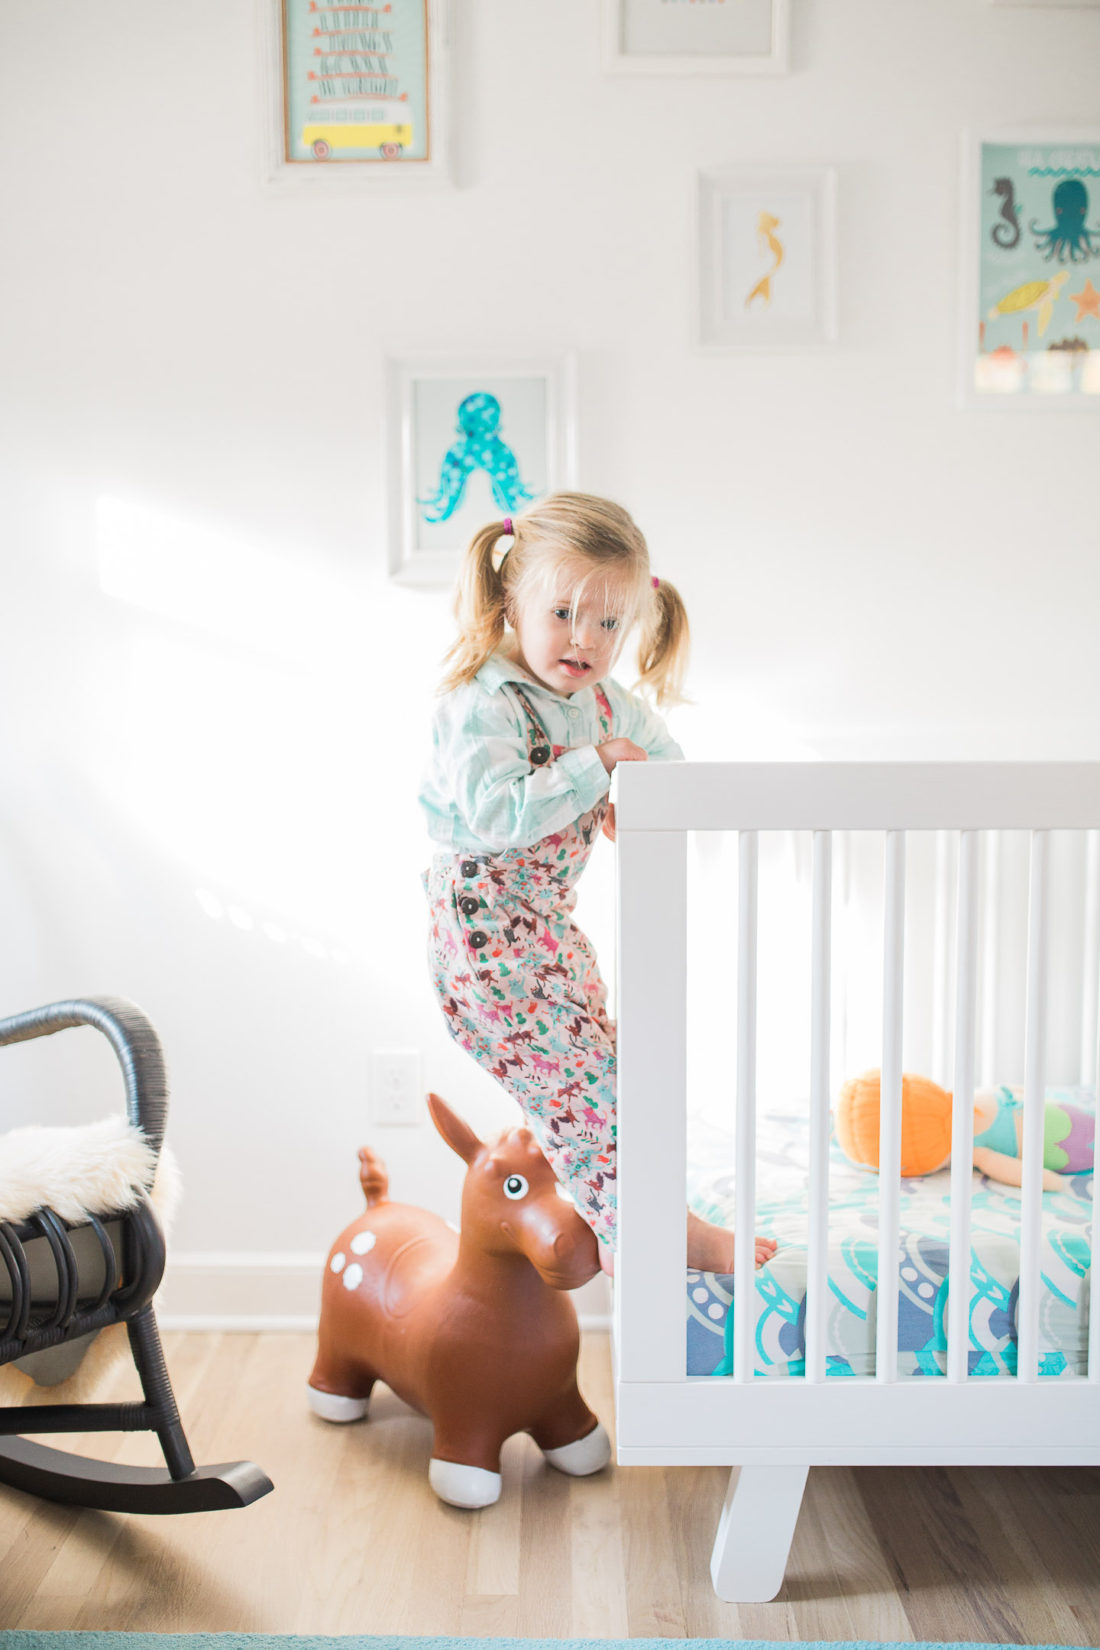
xmin=0 ymin=1637 xmax=1090 ymax=1650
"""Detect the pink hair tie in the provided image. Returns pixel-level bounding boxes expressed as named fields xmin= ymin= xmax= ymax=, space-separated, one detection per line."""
xmin=502 ymin=516 xmax=513 ymax=535
xmin=651 ymin=575 xmax=660 ymax=589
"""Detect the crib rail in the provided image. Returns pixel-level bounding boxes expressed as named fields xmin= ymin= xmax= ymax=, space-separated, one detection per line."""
xmin=613 ymin=762 xmax=1100 ymax=1467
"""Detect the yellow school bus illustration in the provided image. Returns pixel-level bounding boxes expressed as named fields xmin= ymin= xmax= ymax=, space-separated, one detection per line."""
xmin=302 ymin=99 xmax=413 ymax=160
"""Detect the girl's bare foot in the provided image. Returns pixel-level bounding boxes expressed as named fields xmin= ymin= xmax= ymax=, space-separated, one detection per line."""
xmin=687 ymin=1210 xmax=776 ymax=1272
xmin=598 ymin=1240 xmax=615 ymax=1278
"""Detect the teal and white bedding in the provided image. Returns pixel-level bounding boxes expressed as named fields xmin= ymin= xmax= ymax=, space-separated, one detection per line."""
xmin=685 ymin=1092 xmax=1095 ymax=1379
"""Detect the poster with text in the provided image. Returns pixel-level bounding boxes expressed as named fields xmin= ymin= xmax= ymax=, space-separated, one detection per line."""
xmin=282 ymin=0 xmax=431 ymax=164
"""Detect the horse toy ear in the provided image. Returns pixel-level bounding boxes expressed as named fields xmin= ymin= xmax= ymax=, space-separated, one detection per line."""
xmin=427 ymin=1092 xmax=484 ymax=1164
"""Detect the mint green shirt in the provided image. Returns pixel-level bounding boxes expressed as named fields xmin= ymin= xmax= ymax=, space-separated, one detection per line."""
xmin=419 ymin=651 xmax=684 ymax=853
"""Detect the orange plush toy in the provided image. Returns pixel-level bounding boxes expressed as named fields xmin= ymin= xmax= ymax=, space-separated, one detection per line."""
xmin=836 ymin=1072 xmax=956 ymax=1178
xmin=835 ymin=1070 xmax=1090 ymax=1191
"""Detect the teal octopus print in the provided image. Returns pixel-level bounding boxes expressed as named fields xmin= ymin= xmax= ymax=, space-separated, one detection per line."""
xmin=1031 ymin=179 xmax=1100 ymax=264
xmin=419 ymin=392 xmax=538 ymax=523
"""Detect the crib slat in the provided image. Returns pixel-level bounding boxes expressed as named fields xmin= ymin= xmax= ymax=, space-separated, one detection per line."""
xmin=876 ymin=830 xmax=905 ymax=1384
xmin=733 ymin=830 xmax=758 ymax=1385
xmin=947 ymin=830 xmax=979 ymax=1384
xmin=835 ymin=830 xmax=852 ymax=1086
xmin=1017 ymin=830 xmax=1050 ymax=1385
xmin=932 ymin=830 xmax=953 ymax=1086
xmin=616 ymin=826 xmax=688 ymax=1383
xmin=979 ymin=831 xmax=1000 ymax=1088
xmin=805 ymin=831 xmax=832 ymax=1384
xmin=1091 ymin=920 xmax=1100 ymax=1382
xmin=1081 ymin=830 xmax=1100 ymax=1090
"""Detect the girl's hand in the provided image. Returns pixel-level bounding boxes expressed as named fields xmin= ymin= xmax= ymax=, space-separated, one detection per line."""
xmin=596 ymin=737 xmax=648 ymax=775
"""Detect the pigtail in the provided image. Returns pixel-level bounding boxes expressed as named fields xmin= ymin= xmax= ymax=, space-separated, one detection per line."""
xmin=439 ymin=520 xmax=513 ymax=692
xmin=635 ymin=577 xmax=690 ymax=708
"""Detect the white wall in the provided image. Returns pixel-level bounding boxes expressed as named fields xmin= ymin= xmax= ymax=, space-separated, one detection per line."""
xmin=1 ymin=2 xmax=1098 ymax=1323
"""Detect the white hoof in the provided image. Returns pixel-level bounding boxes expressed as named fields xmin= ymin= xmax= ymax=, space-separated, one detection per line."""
xmin=542 ymin=1421 xmax=611 ymax=1477
xmin=307 ymin=1384 xmax=370 ymax=1423
xmin=429 ymin=1457 xmax=502 ymax=1508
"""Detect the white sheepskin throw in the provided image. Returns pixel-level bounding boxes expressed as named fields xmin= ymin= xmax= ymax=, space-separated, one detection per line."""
xmin=0 ymin=1114 xmax=178 ymax=1225
xmin=0 ymin=1116 xmax=181 ymax=1400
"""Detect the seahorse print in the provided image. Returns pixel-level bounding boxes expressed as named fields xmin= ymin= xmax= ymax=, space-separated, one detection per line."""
xmin=746 ymin=212 xmax=785 ymax=308
xmin=989 ymin=177 xmax=1021 ymax=251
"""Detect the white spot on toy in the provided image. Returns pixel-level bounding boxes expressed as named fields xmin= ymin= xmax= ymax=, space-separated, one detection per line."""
xmin=693 ymin=1286 xmax=709 ymax=1303
xmin=343 ymin=1262 xmax=364 ymax=1291
xmin=330 ymin=1252 xmax=346 ymax=1273
xmin=918 ymin=1281 xmax=935 ymax=1299
xmin=350 ymin=1230 xmax=376 ymax=1255
xmin=902 ymin=1266 xmax=918 ymax=1282
xmin=708 ymin=1303 xmax=723 ymax=1320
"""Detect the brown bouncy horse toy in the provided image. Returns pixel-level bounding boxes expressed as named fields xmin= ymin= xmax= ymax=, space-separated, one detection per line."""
xmin=307 ymin=1092 xmax=611 ymax=1508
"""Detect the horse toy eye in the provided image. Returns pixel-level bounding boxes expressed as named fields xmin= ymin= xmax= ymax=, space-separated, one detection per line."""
xmin=503 ymin=1174 xmax=529 ymax=1200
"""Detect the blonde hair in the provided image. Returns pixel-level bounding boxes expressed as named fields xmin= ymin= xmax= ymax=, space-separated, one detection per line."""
xmin=440 ymin=492 xmax=690 ymax=706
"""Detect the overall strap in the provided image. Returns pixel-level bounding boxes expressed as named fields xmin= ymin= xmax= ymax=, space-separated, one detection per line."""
xmin=594 ymin=683 xmax=614 ymax=739
xmin=512 ymin=680 xmax=614 ymax=766
xmin=510 ymin=684 xmax=554 ymax=767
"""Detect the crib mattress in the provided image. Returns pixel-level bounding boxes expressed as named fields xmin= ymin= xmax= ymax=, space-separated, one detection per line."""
xmin=685 ymin=1094 xmax=1095 ymax=1379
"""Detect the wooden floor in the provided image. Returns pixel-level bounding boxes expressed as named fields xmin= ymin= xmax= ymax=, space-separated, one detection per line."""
xmin=1 ymin=1331 xmax=1098 ymax=1641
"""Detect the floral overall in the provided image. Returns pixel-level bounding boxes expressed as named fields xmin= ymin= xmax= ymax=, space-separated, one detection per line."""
xmin=426 ymin=684 xmax=618 ymax=1247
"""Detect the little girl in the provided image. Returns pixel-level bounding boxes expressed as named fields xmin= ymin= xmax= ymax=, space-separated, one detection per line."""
xmin=420 ymin=492 xmax=776 ymax=1275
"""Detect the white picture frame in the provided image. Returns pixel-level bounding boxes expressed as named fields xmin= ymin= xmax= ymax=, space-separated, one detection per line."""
xmin=257 ymin=0 xmax=452 ymax=192
xmin=959 ymin=128 xmax=1100 ymax=410
xmin=602 ymin=0 xmax=790 ymax=75
xmin=386 ymin=356 xmax=579 ymax=587
xmin=695 ymin=167 xmax=838 ymax=351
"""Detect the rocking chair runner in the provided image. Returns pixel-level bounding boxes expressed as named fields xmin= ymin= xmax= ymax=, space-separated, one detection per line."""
xmin=0 ymin=995 xmax=273 ymax=1514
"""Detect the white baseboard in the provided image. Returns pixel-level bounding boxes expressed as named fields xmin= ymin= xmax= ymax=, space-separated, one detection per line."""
xmin=158 ymin=1252 xmax=611 ymax=1333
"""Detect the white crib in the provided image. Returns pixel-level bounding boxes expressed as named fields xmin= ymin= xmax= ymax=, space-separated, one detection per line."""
xmin=611 ymin=761 xmax=1100 ymax=1602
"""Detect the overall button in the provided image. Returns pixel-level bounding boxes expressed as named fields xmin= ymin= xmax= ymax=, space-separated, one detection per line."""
xmin=468 ymin=930 xmax=488 ymax=951
xmin=459 ymin=895 xmax=480 ymax=918
xmin=460 ymin=859 xmax=479 ymax=878
xmin=530 ymin=745 xmax=551 ymax=766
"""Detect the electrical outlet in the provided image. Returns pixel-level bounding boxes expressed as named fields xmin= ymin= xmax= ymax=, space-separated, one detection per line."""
xmin=372 ymin=1049 xmax=422 ymax=1126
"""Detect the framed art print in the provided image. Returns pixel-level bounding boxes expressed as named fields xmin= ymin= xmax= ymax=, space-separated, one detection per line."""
xmin=603 ymin=0 xmax=790 ymax=75
xmin=696 ymin=167 xmax=837 ymax=350
xmin=961 ymin=131 xmax=1100 ymax=406
xmin=260 ymin=0 xmax=451 ymax=189
xmin=386 ymin=357 xmax=578 ymax=586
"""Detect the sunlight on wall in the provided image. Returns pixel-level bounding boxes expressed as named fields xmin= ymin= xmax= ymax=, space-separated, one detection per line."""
xmin=108 ymin=631 xmax=369 ymax=944
xmin=194 ymin=886 xmax=351 ymax=964
xmin=95 ymin=493 xmax=356 ymax=663
xmin=94 ymin=493 xmax=377 ymax=944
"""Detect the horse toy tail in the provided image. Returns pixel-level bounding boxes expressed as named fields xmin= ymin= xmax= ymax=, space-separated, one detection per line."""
xmin=358 ymin=1146 xmax=389 ymax=1208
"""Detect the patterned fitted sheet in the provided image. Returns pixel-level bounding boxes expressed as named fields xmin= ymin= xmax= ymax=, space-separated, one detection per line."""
xmin=684 ymin=1091 xmax=1096 ymax=1379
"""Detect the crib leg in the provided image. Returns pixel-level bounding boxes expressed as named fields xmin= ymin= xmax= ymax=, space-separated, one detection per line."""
xmin=709 ymin=1464 xmax=809 ymax=1602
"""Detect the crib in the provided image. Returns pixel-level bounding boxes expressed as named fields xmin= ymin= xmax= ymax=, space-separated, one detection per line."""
xmin=611 ymin=761 xmax=1100 ymax=1602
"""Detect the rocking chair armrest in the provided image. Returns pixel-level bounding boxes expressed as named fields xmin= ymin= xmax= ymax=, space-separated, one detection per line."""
xmin=0 ymin=996 xmax=169 ymax=1157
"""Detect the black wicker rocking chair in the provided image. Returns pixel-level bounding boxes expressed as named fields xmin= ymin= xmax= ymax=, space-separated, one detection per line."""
xmin=0 ymin=995 xmax=273 ymax=1515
